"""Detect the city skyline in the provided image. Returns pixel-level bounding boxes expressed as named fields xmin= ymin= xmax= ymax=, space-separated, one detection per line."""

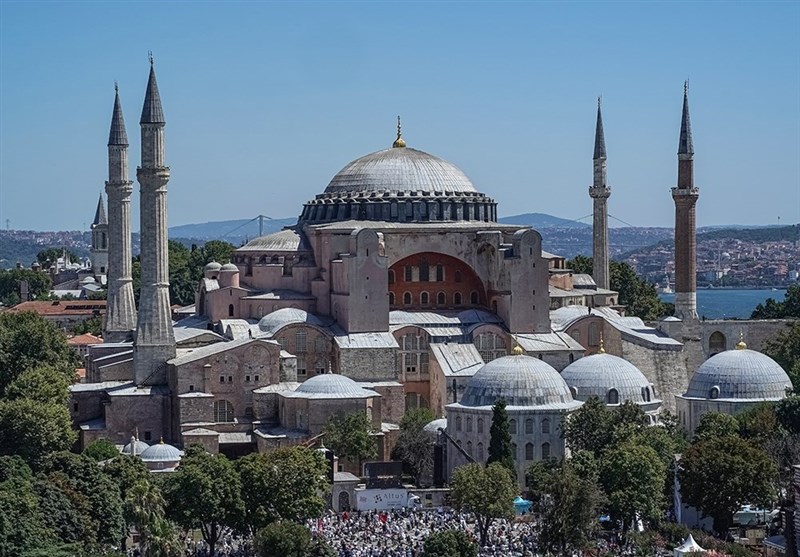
xmin=1 ymin=1 xmax=799 ymax=231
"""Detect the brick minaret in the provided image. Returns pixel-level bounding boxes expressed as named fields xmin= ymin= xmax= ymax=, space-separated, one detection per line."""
xmin=90 ymin=193 xmax=108 ymax=278
xmin=104 ymin=84 xmax=138 ymax=342
xmin=672 ymin=82 xmax=699 ymax=320
xmin=134 ymin=57 xmax=175 ymax=385
xmin=589 ymin=97 xmax=611 ymax=290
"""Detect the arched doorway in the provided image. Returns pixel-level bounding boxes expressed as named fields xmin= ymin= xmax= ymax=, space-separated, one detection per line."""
xmin=338 ymin=491 xmax=351 ymax=511
xmin=709 ymin=331 xmax=726 ymax=354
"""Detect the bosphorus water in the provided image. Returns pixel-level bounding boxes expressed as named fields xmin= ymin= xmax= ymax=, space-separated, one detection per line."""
xmin=659 ymin=288 xmax=788 ymax=320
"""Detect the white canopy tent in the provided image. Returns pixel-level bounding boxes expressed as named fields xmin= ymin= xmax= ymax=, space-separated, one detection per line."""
xmin=673 ymin=534 xmax=705 ymax=556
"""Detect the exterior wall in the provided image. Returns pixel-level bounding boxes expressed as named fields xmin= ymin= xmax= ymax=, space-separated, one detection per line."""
xmin=204 ymin=286 xmax=252 ymax=322
xmin=71 ymin=390 xmax=107 ymax=425
xmin=181 ymin=431 xmax=219 ymax=453
xmin=177 ymin=395 xmax=214 ymax=424
xmin=104 ymin=391 xmax=168 ymax=446
xmin=370 ymin=383 xmax=405 ymax=424
xmin=272 ymin=324 xmax=333 ymax=380
xmin=344 ymin=229 xmax=389 ymax=333
xmin=389 ymin=252 xmax=486 ymax=310
xmin=621 ymin=338 xmax=685 ymax=414
xmin=337 ymin=346 xmax=397 ymax=381
xmin=700 ymin=319 xmax=795 ymax=358
xmin=676 ymin=396 xmax=784 ymax=435
xmin=279 ymin=397 xmax=372 ymax=435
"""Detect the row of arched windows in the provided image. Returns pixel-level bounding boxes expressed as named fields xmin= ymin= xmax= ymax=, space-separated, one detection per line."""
xmin=455 ymin=416 xmax=485 ymax=434
xmin=389 ymin=265 xmax=463 ymax=284
xmin=455 ymin=416 xmax=552 ymax=435
xmin=389 ymin=291 xmax=479 ymax=306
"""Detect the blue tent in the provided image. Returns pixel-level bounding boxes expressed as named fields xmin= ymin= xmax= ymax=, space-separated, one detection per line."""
xmin=513 ymin=496 xmax=532 ymax=514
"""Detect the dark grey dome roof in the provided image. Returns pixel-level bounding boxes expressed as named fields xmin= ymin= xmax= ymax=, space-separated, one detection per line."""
xmin=139 ymin=441 xmax=183 ymax=462
xmin=460 ymin=355 xmax=579 ymax=409
xmin=324 ymin=147 xmax=477 ymax=195
xmin=684 ymin=348 xmax=791 ymax=400
xmin=561 ymin=353 xmax=659 ymax=405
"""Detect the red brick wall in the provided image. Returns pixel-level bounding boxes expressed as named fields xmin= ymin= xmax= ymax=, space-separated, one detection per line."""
xmin=389 ymin=252 xmax=485 ymax=310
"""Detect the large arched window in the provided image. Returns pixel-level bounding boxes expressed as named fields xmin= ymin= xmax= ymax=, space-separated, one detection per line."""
xmin=477 ymin=442 xmax=484 ymax=461
xmin=388 ymin=269 xmax=395 ymax=284
xmin=388 ymin=292 xmax=395 ymax=305
xmin=228 ymin=304 xmax=235 ymax=317
xmin=214 ymin=400 xmax=234 ymax=423
xmin=403 ymin=292 xmax=412 ymax=305
xmin=295 ymin=330 xmax=307 ymax=353
xmin=436 ymin=264 xmax=444 ymax=282
xmin=437 ymin=292 xmax=446 ymax=305
xmin=470 ymin=291 xmax=479 ymax=305
xmin=541 ymin=418 xmax=551 ymax=434
xmin=709 ymin=331 xmax=726 ymax=354
xmin=466 ymin=416 xmax=473 ymax=432
xmin=456 ymin=416 xmax=462 ymax=432
xmin=607 ymin=388 xmax=619 ymax=405
xmin=525 ymin=442 xmax=534 ymax=460
xmin=475 ymin=332 xmax=507 ymax=363
xmin=466 ymin=441 xmax=473 ymax=458
xmin=525 ymin=419 xmax=534 ymax=435
xmin=399 ymin=332 xmax=429 ymax=375
xmin=509 ymin=419 xmax=517 ymax=434
xmin=453 ymin=292 xmax=462 ymax=305
xmin=541 ymin=442 xmax=551 ymax=459
xmin=477 ymin=418 xmax=484 ymax=434
xmin=420 ymin=292 xmax=430 ymax=305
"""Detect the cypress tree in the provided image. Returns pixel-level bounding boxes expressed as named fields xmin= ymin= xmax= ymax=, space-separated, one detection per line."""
xmin=486 ymin=399 xmax=516 ymax=478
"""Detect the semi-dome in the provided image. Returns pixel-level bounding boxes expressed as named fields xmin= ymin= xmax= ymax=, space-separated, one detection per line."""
xmin=561 ymin=353 xmax=659 ymax=405
xmin=684 ymin=347 xmax=791 ymax=400
xmin=121 ymin=439 xmax=150 ymax=456
xmin=283 ymin=373 xmax=378 ymax=399
xmin=257 ymin=308 xmax=326 ymax=335
xmin=324 ymin=147 xmax=477 ymax=195
xmin=139 ymin=441 xmax=183 ymax=463
xmin=460 ymin=354 xmax=580 ymax=409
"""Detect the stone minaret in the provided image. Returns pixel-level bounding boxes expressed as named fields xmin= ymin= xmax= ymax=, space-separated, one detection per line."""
xmin=671 ymin=82 xmax=699 ymax=320
xmin=589 ymin=97 xmax=611 ymax=291
xmin=134 ymin=57 xmax=175 ymax=385
xmin=90 ymin=193 xmax=108 ymax=277
xmin=104 ymin=84 xmax=138 ymax=342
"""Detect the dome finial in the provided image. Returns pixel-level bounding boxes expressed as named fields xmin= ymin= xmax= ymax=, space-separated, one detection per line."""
xmin=599 ymin=333 xmax=606 ymax=354
xmin=736 ymin=329 xmax=747 ymax=350
xmin=512 ymin=344 xmax=524 ymax=356
xmin=393 ymin=115 xmax=406 ymax=148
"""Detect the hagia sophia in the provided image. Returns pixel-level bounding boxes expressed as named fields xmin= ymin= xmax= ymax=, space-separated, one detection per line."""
xmin=69 ymin=60 xmax=793 ymax=485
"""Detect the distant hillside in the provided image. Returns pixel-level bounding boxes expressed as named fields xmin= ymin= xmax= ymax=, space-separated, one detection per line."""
xmin=499 ymin=213 xmax=590 ymax=229
xmin=168 ymin=217 xmax=297 ymax=245
xmin=698 ymin=224 xmax=799 ymax=243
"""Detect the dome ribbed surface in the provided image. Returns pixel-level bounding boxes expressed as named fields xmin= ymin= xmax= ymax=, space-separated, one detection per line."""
xmin=121 ymin=440 xmax=150 ymax=455
xmin=139 ymin=442 xmax=182 ymax=462
xmin=324 ymin=147 xmax=477 ymax=195
xmin=561 ymin=353 xmax=658 ymax=404
xmin=220 ymin=263 xmax=238 ymax=272
xmin=204 ymin=261 xmax=222 ymax=272
xmin=240 ymin=228 xmax=311 ymax=252
xmin=460 ymin=355 xmax=577 ymax=408
xmin=684 ymin=349 xmax=791 ymax=400
xmin=285 ymin=374 xmax=378 ymax=399
xmin=258 ymin=308 xmax=324 ymax=335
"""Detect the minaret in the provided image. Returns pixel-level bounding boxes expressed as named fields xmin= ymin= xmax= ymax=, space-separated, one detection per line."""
xmin=134 ymin=56 xmax=175 ymax=385
xmin=90 ymin=193 xmax=108 ymax=277
xmin=104 ymin=83 xmax=138 ymax=342
xmin=671 ymin=81 xmax=700 ymax=320
xmin=589 ymin=97 xmax=611 ymax=291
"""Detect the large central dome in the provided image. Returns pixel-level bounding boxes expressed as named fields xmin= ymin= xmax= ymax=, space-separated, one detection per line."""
xmin=298 ymin=134 xmax=496 ymax=225
xmin=324 ymin=147 xmax=478 ymax=195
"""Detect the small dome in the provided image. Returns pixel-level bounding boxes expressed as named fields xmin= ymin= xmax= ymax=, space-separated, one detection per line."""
xmin=324 ymin=147 xmax=477 ymax=196
xmin=423 ymin=418 xmax=447 ymax=436
xmin=460 ymin=355 xmax=578 ymax=408
xmin=204 ymin=261 xmax=222 ymax=272
xmin=139 ymin=441 xmax=183 ymax=463
xmin=121 ymin=439 xmax=150 ymax=455
xmin=684 ymin=348 xmax=791 ymax=400
xmin=296 ymin=374 xmax=365 ymax=396
xmin=561 ymin=353 xmax=659 ymax=405
xmin=80 ymin=276 xmax=96 ymax=284
xmin=220 ymin=263 xmax=238 ymax=272
xmin=258 ymin=308 xmax=324 ymax=335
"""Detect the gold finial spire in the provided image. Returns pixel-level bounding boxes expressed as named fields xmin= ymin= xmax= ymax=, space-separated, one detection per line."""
xmin=159 ymin=436 xmax=165 ymax=444
xmin=392 ymin=115 xmax=406 ymax=148
xmin=736 ymin=329 xmax=747 ymax=350
xmin=512 ymin=344 xmax=524 ymax=356
xmin=598 ymin=333 xmax=606 ymax=354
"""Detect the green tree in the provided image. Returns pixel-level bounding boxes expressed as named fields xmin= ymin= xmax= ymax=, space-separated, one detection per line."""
xmin=83 ymin=440 xmax=120 ymax=462
xmin=254 ymin=521 xmax=313 ymax=557
xmin=562 ymin=396 xmax=612 ymax=457
xmin=423 ymin=529 xmax=478 ymax=557
xmin=5 ymin=364 xmax=71 ymax=405
xmin=0 ymin=268 xmax=52 ymax=306
xmin=450 ymin=463 xmax=516 ymax=546
xmin=486 ymin=399 xmax=515 ymax=478
xmin=679 ymin=435 xmax=777 ymax=534
xmin=126 ymin=480 xmax=184 ymax=557
xmin=167 ymin=240 xmax=195 ymax=307
xmin=164 ymin=445 xmax=244 ymax=555
xmin=34 ymin=477 xmax=84 ymax=544
xmin=0 ymin=456 xmax=54 ymax=555
xmin=0 ymin=311 xmax=79 ymax=396
xmin=0 ymin=399 xmax=76 ymax=468
xmin=751 ymin=284 xmax=800 ymax=319
xmin=324 ymin=412 xmax=377 ymax=471
xmin=761 ymin=322 xmax=800 ymax=391
xmin=37 ymin=248 xmax=79 ymax=267
xmin=68 ymin=316 xmax=103 ymax=336
xmin=237 ymin=447 xmax=329 ymax=533
xmin=102 ymin=455 xmax=150 ymax=501
xmin=391 ymin=407 xmax=435 ymax=486
xmin=600 ymin=443 xmax=666 ymax=538
xmin=775 ymin=396 xmax=800 ymax=434
xmin=736 ymin=403 xmax=783 ymax=444
xmin=693 ymin=412 xmax=740 ymax=441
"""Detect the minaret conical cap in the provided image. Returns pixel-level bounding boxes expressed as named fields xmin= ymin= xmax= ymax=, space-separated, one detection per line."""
xmin=108 ymin=83 xmax=129 ymax=146
xmin=593 ymin=97 xmax=606 ymax=160
xmin=140 ymin=56 xmax=165 ymax=124
xmin=678 ymin=81 xmax=693 ymax=155
xmin=92 ymin=193 xmax=107 ymax=227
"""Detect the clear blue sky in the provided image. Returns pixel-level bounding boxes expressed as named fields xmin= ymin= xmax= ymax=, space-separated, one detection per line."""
xmin=1 ymin=1 xmax=798 ymax=231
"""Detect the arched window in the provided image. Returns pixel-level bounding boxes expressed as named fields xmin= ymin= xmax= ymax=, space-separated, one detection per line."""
xmin=388 ymin=292 xmax=395 ymax=305
xmin=709 ymin=331 xmax=726 ymax=354
xmin=436 ymin=264 xmax=444 ymax=281
xmin=295 ymin=330 xmax=307 ymax=353
xmin=569 ymin=386 xmax=578 ymax=398
xmin=451 ymin=379 xmax=458 ymax=404
xmin=456 ymin=416 xmax=462 ymax=432
xmin=437 ymin=292 xmax=446 ymax=305
xmin=477 ymin=418 xmax=484 ymax=434
xmin=228 ymin=304 xmax=234 ymax=317
xmin=421 ymin=292 xmax=430 ymax=305
xmin=477 ymin=442 xmax=484 ymax=461
xmin=509 ymin=419 xmax=517 ymax=434
xmin=541 ymin=442 xmax=551 ymax=459
xmin=214 ymin=400 xmax=234 ymax=423
xmin=403 ymin=292 xmax=412 ymax=305
xmin=470 ymin=291 xmax=479 ymax=305
xmin=709 ymin=386 xmax=720 ymax=400
xmin=454 ymin=270 xmax=463 ymax=283
xmin=419 ymin=260 xmax=430 ymax=282
xmin=541 ymin=418 xmax=550 ymax=434
xmin=511 ymin=443 xmax=517 ymax=458
xmin=466 ymin=441 xmax=473 ymax=457
xmin=454 ymin=292 xmax=462 ymax=305
xmin=388 ymin=269 xmax=395 ymax=284
xmin=525 ymin=442 xmax=534 ymax=460
xmin=607 ymin=388 xmax=619 ymax=405
xmin=475 ymin=333 xmax=507 ymax=363
xmin=525 ymin=419 xmax=534 ymax=435
xmin=569 ymin=353 xmax=574 ymax=363
xmin=466 ymin=416 xmax=473 ymax=432
xmin=643 ymin=387 xmax=651 ymax=402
